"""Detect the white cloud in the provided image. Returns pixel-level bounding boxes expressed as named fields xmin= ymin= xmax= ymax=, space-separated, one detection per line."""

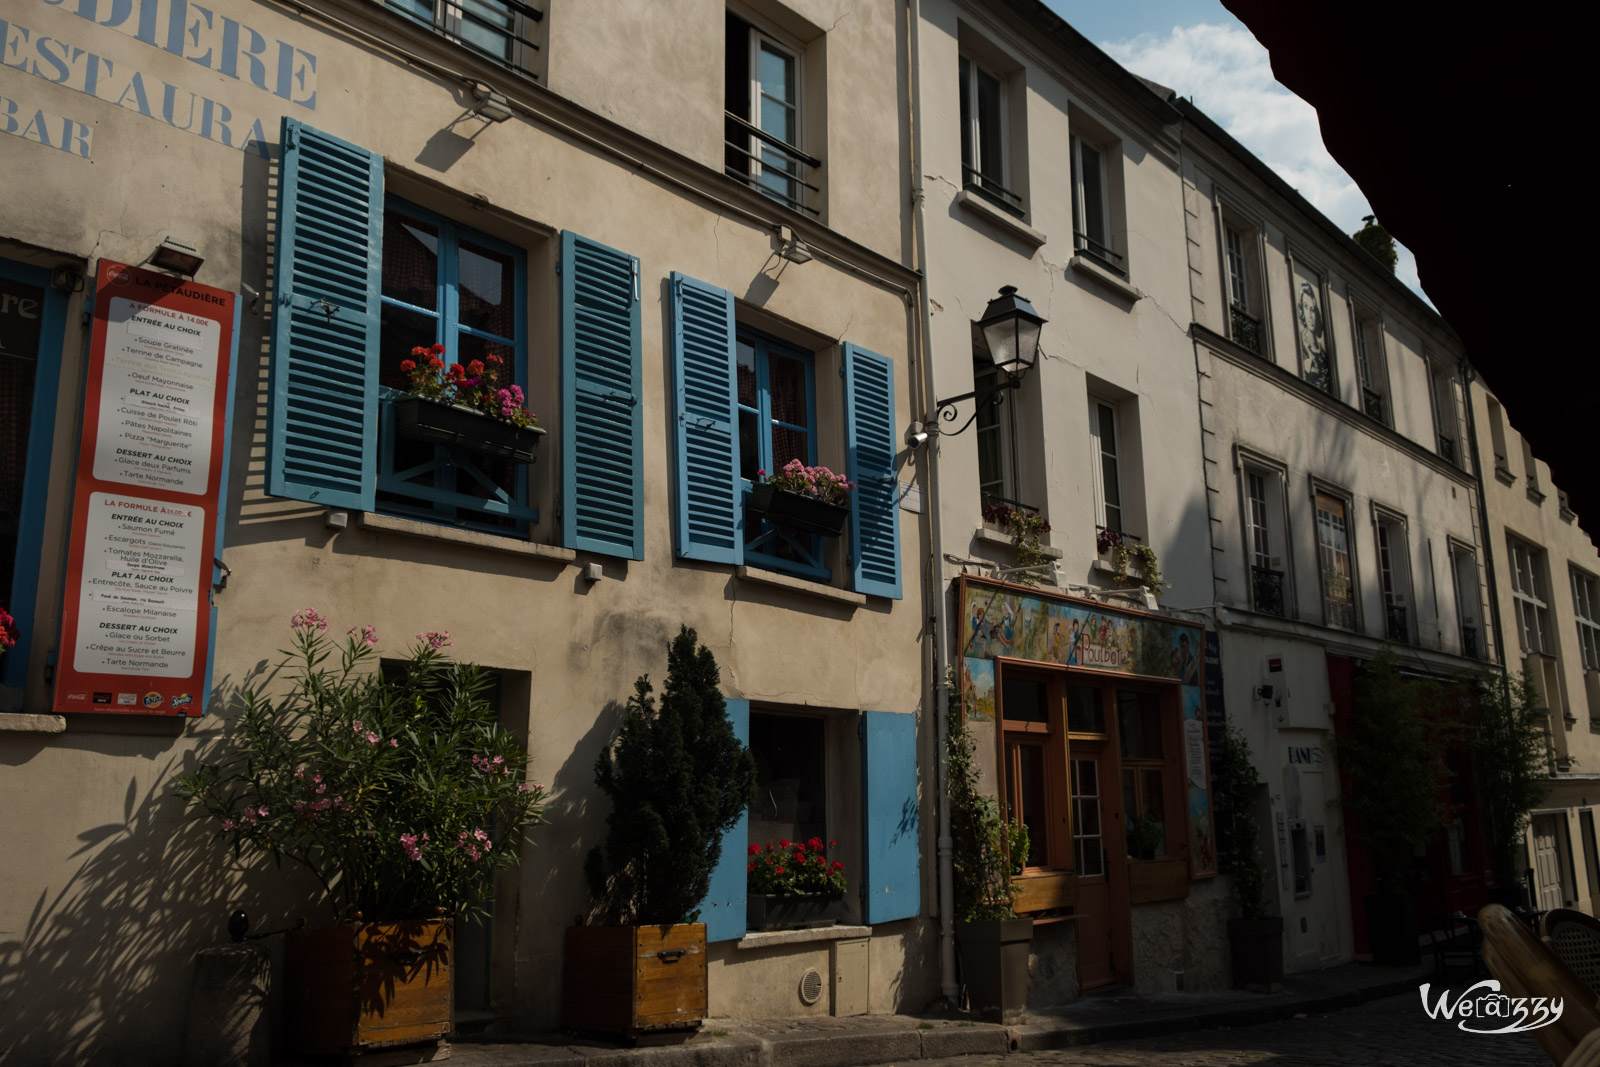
xmin=1102 ymin=24 xmax=1428 ymax=304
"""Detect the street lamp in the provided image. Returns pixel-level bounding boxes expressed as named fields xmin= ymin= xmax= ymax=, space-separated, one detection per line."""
xmin=920 ymin=286 xmax=1048 ymax=439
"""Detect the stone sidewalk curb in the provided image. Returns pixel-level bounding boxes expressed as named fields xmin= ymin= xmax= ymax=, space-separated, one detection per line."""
xmin=439 ymin=965 xmax=1432 ymax=1067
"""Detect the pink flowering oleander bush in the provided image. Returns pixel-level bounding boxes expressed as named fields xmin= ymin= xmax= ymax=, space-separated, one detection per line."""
xmin=758 ymin=458 xmax=855 ymax=509
xmin=171 ymin=611 xmax=547 ymax=923
xmin=398 ymin=342 xmax=539 ymax=429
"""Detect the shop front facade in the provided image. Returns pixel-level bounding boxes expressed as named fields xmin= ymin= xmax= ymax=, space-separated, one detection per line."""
xmin=956 ymin=577 xmax=1227 ymax=997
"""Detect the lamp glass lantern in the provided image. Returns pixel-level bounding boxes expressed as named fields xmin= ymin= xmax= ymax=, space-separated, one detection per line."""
xmin=977 ymin=285 xmax=1045 ymax=379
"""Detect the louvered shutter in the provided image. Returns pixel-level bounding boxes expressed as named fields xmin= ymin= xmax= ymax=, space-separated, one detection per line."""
xmin=843 ymin=344 xmax=901 ymax=598
xmin=669 ymin=273 xmax=740 ymax=564
xmin=267 ymin=117 xmax=381 ymax=510
xmin=862 ymin=710 xmax=921 ymax=923
xmin=561 ymin=232 xmax=643 ymax=560
xmin=702 ymin=697 xmax=750 ymax=941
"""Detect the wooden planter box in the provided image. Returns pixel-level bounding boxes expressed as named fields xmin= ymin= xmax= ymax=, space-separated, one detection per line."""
xmin=1012 ymin=870 xmax=1077 ymax=914
xmin=747 ymin=483 xmax=849 ymax=537
xmin=1128 ymin=858 xmax=1190 ymax=904
xmin=746 ymin=893 xmax=840 ymax=931
xmin=563 ymin=924 xmax=707 ymax=1036
xmin=392 ymin=394 xmax=545 ymax=463
xmin=955 ymin=918 xmax=1033 ymax=1024
xmin=284 ymin=920 xmax=453 ymax=1056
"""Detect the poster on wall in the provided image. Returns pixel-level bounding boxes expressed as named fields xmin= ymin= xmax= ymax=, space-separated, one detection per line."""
xmin=53 ymin=262 xmax=237 ymax=716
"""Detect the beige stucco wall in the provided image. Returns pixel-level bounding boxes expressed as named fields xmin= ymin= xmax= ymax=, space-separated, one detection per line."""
xmin=1471 ymin=379 xmax=1600 ymax=911
xmin=0 ymin=0 xmax=935 ymax=1059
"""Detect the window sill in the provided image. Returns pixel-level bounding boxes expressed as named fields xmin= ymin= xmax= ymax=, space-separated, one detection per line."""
xmin=1527 ymin=486 xmax=1548 ymax=505
xmin=1561 ymin=507 xmax=1577 ymax=523
xmin=355 ymin=512 xmax=576 ymax=563
xmin=734 ymin=566 xmax=867 ymax=606
xmin=735 ymin=924 xmax=871 ymax=950
xmin=1495 ymin=466 xmax=1517 ymax=486
xmin=954 ymin=190 xmax=1047 ymax=250
xmin=1068 ymin=255 xmax=1142 ymax=302
xmin=972 ymin=526 xmax=1064 ymax=560
xmin=0 ymin=712 xmax=66 ymax=734
xmin=1091 ymin=557 xmax=1145 ymax=581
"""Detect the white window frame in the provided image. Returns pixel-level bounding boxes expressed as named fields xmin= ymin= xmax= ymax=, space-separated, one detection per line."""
xmin=958 ymin=53 xmax=1014 ymax=208
xmin=1070 ymin=133 xmax=1117 ymax=271
xmin=1372 ymin=508 xmax=1412 ymax=643
xmin=727 ymin=12 xmax=808 ymax=212
xmin=1449 ymin=540 xmax=1482 ymax=659
xmin=1510 ymin=537 xmax=1551 ymax=654
xmin=1572 ymin=567 xmax=1600 ymax=671
xmin=974 ymin=363 xmax=1019 ymax=509
xmin=1215 ymin=198 xmax=1269 ymax=358
xmin=1225 ymin=225 xmax=1249 ymax=310
xmin=1428 ymin=355 xmax=1463 ymax=468
xmin=1347 ymin=293 xmax=1389 ymax=425
xmin=1238 ymin=453 xmax=1292 ymax=618
xmin=1089 ymin=395 xmax=1124 ymax=535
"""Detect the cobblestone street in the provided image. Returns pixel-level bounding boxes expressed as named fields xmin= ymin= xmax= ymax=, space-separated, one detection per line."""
xmin=924 ymin=991 xmax=1551 ymax=1067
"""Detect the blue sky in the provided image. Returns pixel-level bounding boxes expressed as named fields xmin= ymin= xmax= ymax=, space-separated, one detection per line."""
xmin=1043 ymin=1 xmax=1426 ymax=300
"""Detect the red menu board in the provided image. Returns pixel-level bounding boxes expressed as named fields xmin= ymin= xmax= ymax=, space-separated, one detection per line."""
xmin=53 ymin=261 xmax=237 ymax=716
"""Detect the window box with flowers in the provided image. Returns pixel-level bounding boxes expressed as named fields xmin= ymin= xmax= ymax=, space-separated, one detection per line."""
xmin=746 ymin=460 xmax=855 ymax=538
xmin=392 ymin=344 xmax=545 ymax=464
xmin=745 ymin=836 xmax=848 ymax=931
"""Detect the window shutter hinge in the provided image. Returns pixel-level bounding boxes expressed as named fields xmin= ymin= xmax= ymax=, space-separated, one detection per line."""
xmin=632 ymin=260 xmax=640 ymax=302
xmin=555 ymin=259 xmax=562 ymax=276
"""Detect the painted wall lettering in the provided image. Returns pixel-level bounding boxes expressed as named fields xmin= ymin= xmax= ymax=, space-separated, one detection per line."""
xmin=1288 ymin=745 xmax=1324 ymax=765
xmin=0 ymin=90 xmax=91 ymax=156
xmin=33 ymin=0 xmax=317 ymax=107
xmin=1 ymin=15 xmax=274 ymax=157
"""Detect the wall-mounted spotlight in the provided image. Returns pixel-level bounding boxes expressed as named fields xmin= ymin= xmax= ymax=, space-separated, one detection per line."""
xmin=150 ymin=237 xmax=204 ymax=277
xmin=777 ymin=225 xmax=814 ymax=264
xmin=927 ymin=285 xmax=1048 ymax=437
xmin=470 ymin=83 xmax=514 ymax=123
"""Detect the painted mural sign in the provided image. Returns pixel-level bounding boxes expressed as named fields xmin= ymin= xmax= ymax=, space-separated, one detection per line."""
xmin=957 ymin=578 xmax=1217 ymax=877
xmin=1 ymin=0 xmax=320 ymax=161
xmin=53 ymin=261 xmax=236 ymax=716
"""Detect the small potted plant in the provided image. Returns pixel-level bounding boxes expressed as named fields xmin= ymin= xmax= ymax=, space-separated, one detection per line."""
xmin=947 ymin=691 xmax=1031 ymax=1023
xmin=983 ymin=503 xmax=1051 ymax=581
xmin=392 ymin=343 xmax=545 ymax=462
xmin=1128 ymin=814 xmax=1163 ymax=861
xmin=746 ymin=837 xmax=848 ymax=930
xmin=747 ymin=459 xmax=854 ymax=536
xmin=1216 ymin=720 xmax=1282 ymax=989
xmin=172 ymin=612 xmax=547 ymax=1056
xmin=569 ymin=626 xmax=755 ymax=1036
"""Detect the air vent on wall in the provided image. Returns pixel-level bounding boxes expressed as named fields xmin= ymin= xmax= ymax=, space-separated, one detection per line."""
xmin=799 ymin=968 xmax=823 ymax=1005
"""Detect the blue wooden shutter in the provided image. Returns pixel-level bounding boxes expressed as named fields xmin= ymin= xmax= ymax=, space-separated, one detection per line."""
xmin=862 ymin=710 xmax=920 ymax=923
xmin=843 ymin=344 xmax=901 ymax=598
xmin=267 ymin=116 xmax=381 ymax=510
xmin=561 ymin=232 xmax=643 ymax=559
xmin=702 ymin=697 xmax=750 ymax=942
xmin=669 ymin=273 xmax=740 ymax=564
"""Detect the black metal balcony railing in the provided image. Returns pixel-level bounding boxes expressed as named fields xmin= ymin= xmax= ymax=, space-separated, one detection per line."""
xmin=724 ymin=112 xmax=822 ymax=216
xmin=961 ymin=165 xmax=1026 ymax=219
xmin=1230 ymin=303 xmax=1263 ymax=356
xmin=1462 ymin=625 xmax=1480 ymax=660
xmin=1251 ymin=566 xmax=1286 ymax=617
xmin=395 ymin=0 xmax=544 ymax=81
xmin=1438 ymin=434 xmax=1457 ymax=464
xmin=1362 ymin=386 xmax=1385 ymax=423
xmin=1073 ymin=232 xmax=1127 ymax=278
xmin=1386 ymin=603 xmax=1410 ymax=644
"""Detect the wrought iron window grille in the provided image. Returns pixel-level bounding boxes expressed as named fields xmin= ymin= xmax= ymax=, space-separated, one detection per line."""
xmin=1072 ymin=231 xmax=1126 ymax=277
xmin=723 ymin=111 xmax=822 ymax=216
xmin=1251 ymin=565 xmax=1286 ymax=617
xmin=961 ymin=165 xmax=1026 ymax=218
xmin=1229 ymin=303 xmax=1263 ymax=356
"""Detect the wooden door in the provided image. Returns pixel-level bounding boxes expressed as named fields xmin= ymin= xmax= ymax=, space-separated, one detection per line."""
xmin=1071 ymin=749 xmax=1117 ymax=989
xmin=1533 ymin=814 xmax=1567 ymax=911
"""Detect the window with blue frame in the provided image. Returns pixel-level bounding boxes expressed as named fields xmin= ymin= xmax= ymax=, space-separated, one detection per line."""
xmin=268 ymin=118 xmax=645 ymax=561
xmin=668 ymin=270 xmax=901 ymax=599
xmin=736 ymin=327 xmax=827 ymax=580
xmin=376 ymin=200 xmax=532 ymax=534
xmin=0 ymin=259 xmax=67 ymax=695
